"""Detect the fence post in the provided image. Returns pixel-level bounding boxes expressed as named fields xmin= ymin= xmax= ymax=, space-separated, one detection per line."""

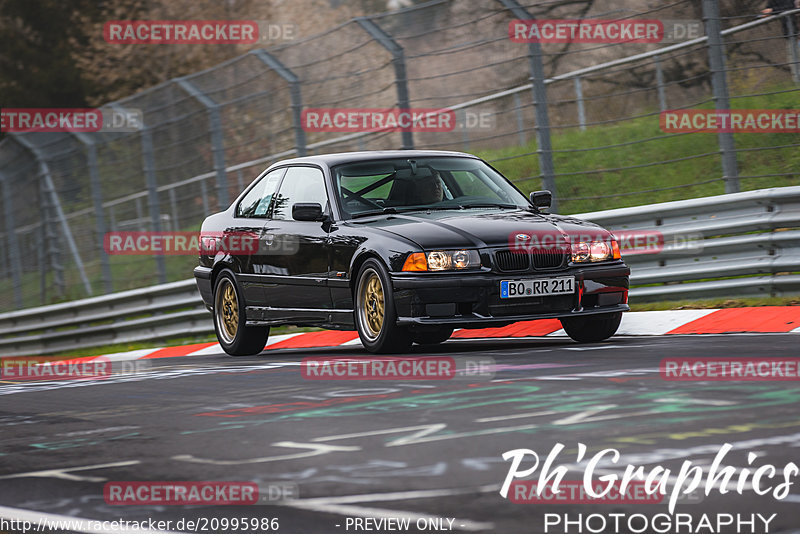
xmin=168 ymin=188 xmax=179 ymax=231
xmin=141 ymin=127 xmax=168 ymax=284
xmin=573 ymin=76 xmax=587 ymax=131
xmin=111 ymin=103 xmax=168 ymax=285
xmin=498 ymin=0 xmax=558 ymax=210
xmin=11 ymin=135 xmax=93 ymax=297
xmin=654 ymin=55 xmax=668 ymax=112
xmin=512 ymin=92 xmax=526 ymax=145
xmin=36 ymin=221 xmax=46 ymax=304
xmin=109 ymin=103 xmax=167 ymax=282
xmin=175 ymin=78 xmax=230 ymax=209
xmin=786 ymin=14 xmax=800 ymax=84
xmin=252 ymin=50 xmax=307 ymax=156
xmin=356 ymin=17 xmax=414 ymax=150
xmin=0 ymin=232 xmax=5 ymax=282
xmin=135 ymin=197 xmax=145 ymax=230
xmin=72 ymin=132 xmax=113 ymax=294
xmin=0 ymin=172 xmax=24 ymax=309
xmin=703 ymin=0 xmax=739 ymax=194
xmin=38 ymin=170 xmax=64 ymax=298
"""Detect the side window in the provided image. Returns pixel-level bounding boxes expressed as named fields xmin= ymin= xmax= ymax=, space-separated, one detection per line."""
xmin=272 ymin=166 xmax=328 ymax=221
xmin=236 ymin=168 xmax=285 ymax=218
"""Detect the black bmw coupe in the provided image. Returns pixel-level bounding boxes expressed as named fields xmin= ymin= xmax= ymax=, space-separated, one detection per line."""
xmin=194 ymin=150 xmax=630 ymax=355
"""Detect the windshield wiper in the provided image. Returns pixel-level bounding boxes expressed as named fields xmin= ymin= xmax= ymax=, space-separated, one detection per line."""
xmin=350 ymin=207 xmax=398 ymax=219
xmin=457 ymin=202 xmax=517 ymax=209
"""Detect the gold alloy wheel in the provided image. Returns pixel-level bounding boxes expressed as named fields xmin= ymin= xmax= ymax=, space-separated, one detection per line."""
xmin=215 ymin=278 xmax=239 ymax=344
xmin=358 ymin=269 xmax=385 ymax=342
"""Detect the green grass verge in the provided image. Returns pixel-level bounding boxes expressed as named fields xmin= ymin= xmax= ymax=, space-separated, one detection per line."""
xmin=629 ymin=295 xmax=800 ymax=311
xmin=477 ymin=85 xmax=800 ymax=214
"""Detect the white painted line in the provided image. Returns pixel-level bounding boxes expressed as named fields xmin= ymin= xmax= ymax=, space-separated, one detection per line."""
xmin=0 ymin=461 xmax=141 ymax=482
xmin=546 ymin=310 xmax=720 ymax=337
xmin=95 ymin=348 xmax=160 ymax=362
xmin=186 ymin=343 xmax=222 ymax=356
xmin=41 ymin=348 xmax=158 ymax=362
xmin=616 ymin=309 xmax=719 ymax=335
xmin=475 ymin=410 xmax=556 ymax=422
xmin=0 ymin=505 xmax=186 ymax=533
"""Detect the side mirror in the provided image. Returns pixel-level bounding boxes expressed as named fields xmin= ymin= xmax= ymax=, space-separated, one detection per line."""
xmin=292 ymin=202 xmax=325 ymax=222
xmin=530 ymin=190 xmax=552 ymax=211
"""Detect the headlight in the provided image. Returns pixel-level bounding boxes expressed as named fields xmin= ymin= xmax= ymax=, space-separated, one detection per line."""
xmin=571 ymin=240 xmax=621 ymax=263
xmin=402 ymin=250 xmax=481 ymax=271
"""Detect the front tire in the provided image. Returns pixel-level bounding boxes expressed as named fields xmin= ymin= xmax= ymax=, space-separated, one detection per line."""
xmin=213 ymin=270 xmax=269 ymax=356
xmin=411 ymin=327 xmax=453 ymax=345
xmin=560 ymin=312 xmax=622 ymax=343
xmin=354 ymin=259 xmax=411 ymax=354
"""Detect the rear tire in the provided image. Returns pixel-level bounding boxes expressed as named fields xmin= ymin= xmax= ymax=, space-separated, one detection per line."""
xmin=213 ymin=270 xmax=269 ymax=356
xmin=411 ymin=327 xmax=453 ymax=345
xmin=561 ymin=312 xmax=622 ymax=343
xmin=354 ymin=259 xmax=411 ymax=354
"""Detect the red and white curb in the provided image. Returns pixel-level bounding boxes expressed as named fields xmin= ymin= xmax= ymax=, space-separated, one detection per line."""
xmin=7 ymin=307 xmax=800 ymax=364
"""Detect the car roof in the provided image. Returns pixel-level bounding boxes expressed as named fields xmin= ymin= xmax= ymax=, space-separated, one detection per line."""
xmin=267 ymin=150 xmax=480 ymax=169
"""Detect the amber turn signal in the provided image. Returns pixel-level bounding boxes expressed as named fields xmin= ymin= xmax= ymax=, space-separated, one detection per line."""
xmin=611 ymin=240 xmax=621 ymax=259
xmin=402 ymin=252 xmax=428 ymax=271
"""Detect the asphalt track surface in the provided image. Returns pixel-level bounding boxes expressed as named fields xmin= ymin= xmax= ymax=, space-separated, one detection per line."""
xmin=1 ymin=334 xmax=800 ymax=534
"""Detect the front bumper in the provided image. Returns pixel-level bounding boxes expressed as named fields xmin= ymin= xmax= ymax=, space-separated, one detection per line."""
xmin=194 ymin=266 xmax=214 ymax=311
xmin=391 ymin=262 xmax=630 ymax=328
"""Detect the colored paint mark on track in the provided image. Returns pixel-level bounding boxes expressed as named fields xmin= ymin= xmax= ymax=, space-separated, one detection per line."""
xmin=452 ymin=319 xmax=563 ymax=339
xmin=667 ymin=306 xmax=800 ymax=334
xmin=141 ymin=342 xmax=219 ymax=359
xmin=267 ymin=330 xmax=360 ymax=349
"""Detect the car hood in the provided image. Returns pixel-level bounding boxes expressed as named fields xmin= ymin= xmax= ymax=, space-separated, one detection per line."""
xmin=354 ymin=209 xmax=612 ymax=250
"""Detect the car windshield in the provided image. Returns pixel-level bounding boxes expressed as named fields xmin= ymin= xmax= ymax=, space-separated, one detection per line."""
xmin=332 ymin=157 xmax=530 ymax=218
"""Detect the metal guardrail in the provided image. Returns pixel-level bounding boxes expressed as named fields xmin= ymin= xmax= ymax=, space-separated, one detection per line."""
xmin=1 ymin=185 xmax=798 ymax=357
xmin=587 ymin=185 xmax=800 ymax=300
xmin=0 ymin=279 xmax=212 ymax=357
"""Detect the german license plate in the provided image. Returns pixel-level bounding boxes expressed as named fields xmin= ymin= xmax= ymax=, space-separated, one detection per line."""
xmin=500 ymin=277 xmax=575 ymax=299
